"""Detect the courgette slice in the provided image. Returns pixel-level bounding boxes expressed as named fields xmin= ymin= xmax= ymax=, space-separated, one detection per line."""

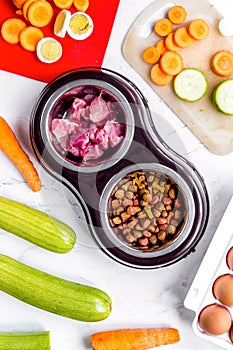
xmin=174 ymin=68 xmax=208 ymax=101
xmin=0 ymin=332 xmax=50 ymax=350
xmin=212 ymin=79 xmax=233 ymax=115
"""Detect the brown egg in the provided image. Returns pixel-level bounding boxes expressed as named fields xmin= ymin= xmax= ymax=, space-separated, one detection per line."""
xmin=213 ymin=274 xmax=233 ymax=306
xmin=198 ymin=304 xmax=232 ymax=335
xmin=230 ymin=325 xmax=233 ymax=343
xmin=226 ymin=247 xmax=233 ymax=270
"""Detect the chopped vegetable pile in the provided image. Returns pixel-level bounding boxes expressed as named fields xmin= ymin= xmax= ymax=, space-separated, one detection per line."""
xmin=50 ymin=86 xmax=126 ymax=164
xmin=142 ymin=5 xmax=210 ymax=86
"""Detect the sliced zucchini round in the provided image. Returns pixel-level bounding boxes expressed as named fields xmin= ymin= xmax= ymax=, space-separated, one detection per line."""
xmin=174 ymin=68 xmax=208 ymax=102
xmin=212 ymin=79 xmax=233 ymax=115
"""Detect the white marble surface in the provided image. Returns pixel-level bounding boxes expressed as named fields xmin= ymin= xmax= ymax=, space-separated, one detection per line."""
xmin=0 ymin=0 xmax=233 ymax=349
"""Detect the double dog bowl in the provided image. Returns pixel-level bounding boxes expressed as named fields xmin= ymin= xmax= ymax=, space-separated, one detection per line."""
xmin=30 ymin=67 xmax=209 ymax=269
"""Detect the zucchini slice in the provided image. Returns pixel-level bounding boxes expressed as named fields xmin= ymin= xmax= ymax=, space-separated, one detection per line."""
xmin=174 ymin=68 xmax=208 ymax=101
xmin=212 ymin=79 xmax=233 ymax=115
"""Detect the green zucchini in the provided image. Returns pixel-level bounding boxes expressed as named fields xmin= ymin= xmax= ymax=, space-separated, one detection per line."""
xmin=212 ymin=79 xmax=233 ymax=115
xmin=0 ymin=254 xmax=112 ymax=322
xmin=174 ymin=68 xmax=208 ymax=101
xmin=0 ymin=196 xmax=76 ymax=253
xmin=0 ymin=331 xmax=50 ymax=350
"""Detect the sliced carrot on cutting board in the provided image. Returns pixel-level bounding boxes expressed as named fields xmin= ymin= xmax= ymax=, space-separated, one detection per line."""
xmin=165 ymin=32 xmax=180 ymax=51
xmin=27 ymin=0 xmax=53 ymax=27
xmin=160 ymin=51 xmax=184 ymax=75
xmin=150 ymin=63 xmax=173 ymax=86
xmin=174 ymin=27 xmax=193 ymax=48
xmin=19 ymin=25 xmax=44 ymax=51
xmin=154 ymin=18 xmax=173 ymax=37
xmin=211 ymin=50 xmax=233 ymax=76
xmin=168 ymin=5 xmax=187 ymax=24
xmin=188 ymin=19 xmax=209 ymax=40
xmin=1 ymin=18 xmax=27 ymax=44
xmin=155 ymin=39 xmax=167 ymax=56
xmin=142 ymin=46 xmax=160 ymax=64
xmin=53 ymin=0 xmax=73 ymax=9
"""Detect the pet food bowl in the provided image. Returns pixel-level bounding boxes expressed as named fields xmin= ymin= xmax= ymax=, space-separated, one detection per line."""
xmin=30 ymin=67 xmax=209 ymax=269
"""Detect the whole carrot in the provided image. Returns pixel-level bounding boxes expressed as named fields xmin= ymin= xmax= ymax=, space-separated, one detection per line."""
xmin=0 ymin=116 xmax=41 ymax=192
xmin=90 ymin=327 xmax=180 ymax=350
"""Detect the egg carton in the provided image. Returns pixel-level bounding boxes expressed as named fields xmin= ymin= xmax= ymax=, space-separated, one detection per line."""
xmin=184 ymin=196 xmax=233 ymax=349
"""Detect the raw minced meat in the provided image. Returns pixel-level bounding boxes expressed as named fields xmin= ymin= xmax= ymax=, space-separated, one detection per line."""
xmin=50 ymin=86 xmax=125 ymax=164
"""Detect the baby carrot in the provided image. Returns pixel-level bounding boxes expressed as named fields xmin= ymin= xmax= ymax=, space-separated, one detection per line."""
xmin=0 ymin=117 xmax=41 ymax=192
xmin=90 ymin=327 xmax=180 ymax=350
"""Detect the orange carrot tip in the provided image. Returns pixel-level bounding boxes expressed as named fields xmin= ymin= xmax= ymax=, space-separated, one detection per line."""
xmin=90 ymin=327 xmax=180 ymax=350
xmin=0 ymin=116 xmax=41 ymax=192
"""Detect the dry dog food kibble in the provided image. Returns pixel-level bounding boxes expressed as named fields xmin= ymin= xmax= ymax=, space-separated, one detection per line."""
xmin=108 ymin=170 xmax=187 ymax=251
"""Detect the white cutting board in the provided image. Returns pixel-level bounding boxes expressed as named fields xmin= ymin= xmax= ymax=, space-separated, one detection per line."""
xmin=122 ymin=0 xmax=233 ymax=155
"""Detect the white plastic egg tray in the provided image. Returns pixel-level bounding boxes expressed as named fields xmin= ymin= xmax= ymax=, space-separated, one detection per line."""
xmin=184 ymin=196 xmax=233 ymax=349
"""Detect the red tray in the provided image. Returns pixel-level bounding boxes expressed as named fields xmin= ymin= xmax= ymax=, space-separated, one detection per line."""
xmin=0 ymin=0 xmax=120 ymax=82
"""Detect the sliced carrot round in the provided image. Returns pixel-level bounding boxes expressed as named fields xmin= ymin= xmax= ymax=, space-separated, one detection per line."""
xmin=211 ymin=50 xmax=233 ymax=77
xmin=155 ymin=39 xmax=167 ymax=56
xmin=53 ymin=0 xmax=73 ymax=9
xmin=150 ymin=63 xmax=173 ymax=86
xmin=73 ymin=0 xmax=89 ymax=12
xmin=19 ymin=25 xmax=44 ymax=51
xmin=188 ymin=19 xmax=209 ymax=40
xmin=142 ymin=46 xmax=160 ymax=64
xmin=168 ymin=5 xmax=187 ymax=24
xmin=13 ymin=0 xmax=27 ymax=9
xmin=160 ymin=51 xmax=184 ymax=76
xmin=165 ymin=32 xmax=180 ymax=52
xmin=23 ymin=0 xmax=36 ymax=20
xmin=154 ymin=18 xmax=173 ymax=37
xmin=15 ymin=9 xmax=24 ymax=16
xmin=27 ymin=0 xmax=53 ymax=27
xmin=174 ymin=27 xmax=193 ymax=48
xmin=1 ymin=18 xmax=27 ymax=44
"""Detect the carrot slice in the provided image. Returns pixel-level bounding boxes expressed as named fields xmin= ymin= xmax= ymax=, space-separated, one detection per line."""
xmin=53 ymin=0 xmax=73 ymax=9
xmin=73 ymin=0 xmax=89 ymax=12
xmin=155 ymin=39 xmax=167 ymax=56
xmin=211 ymin=50 xmax=233 ymax=77
xmin=13 ymin=0 xmax=27 ymax=9
xmin=188 ymin=19 xmax=209 ymax=40
xmin=174 ymin=27 xmax=193 ymax=48
xmin=27 ymin=0 xmax=53 ymax=27
xmin=165 ymin=32 xmax=180 ymax=52
xmin=168 ymin=5 xmax=187 ymax=24
xmin=19 ymin=26 xmax=44 ymax=51
xmin=154 ymin=18 xmax=173 ymax=37
xmin=160 ymin=51 xmax=184 ymax=75
xmin=142 ymin=46 xmax=160 ymax=64
xmin=22 ymin=0 xmax=36 ymax=20
xmin=1 ymin=18 xmax=27 ymax=44
xmin=150 ymin=63 xmax=173 ymax=86
xmin=15 ymin=9 xmax=24 ymax=16
xmin=91 ymin=328 xmax=180 ymax=350
xmin=0 ymin=117 xmax=41 ymax=192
